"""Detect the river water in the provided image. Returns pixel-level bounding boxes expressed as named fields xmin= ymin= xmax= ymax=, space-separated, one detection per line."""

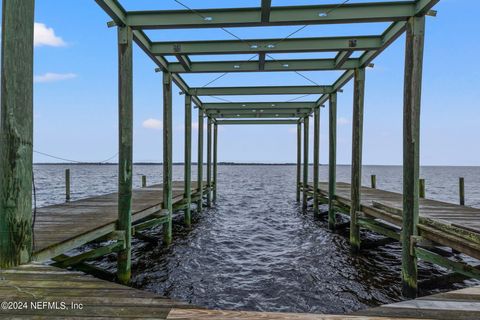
xmin=34 ymin=164 xmax=480 ymax=314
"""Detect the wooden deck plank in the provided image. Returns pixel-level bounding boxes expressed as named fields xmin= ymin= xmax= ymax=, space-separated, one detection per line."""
xmin=313 ymin=182 xmax=480 ymax=260
xmin=2 ymin=265 xmax=479 ymax=319
xmin=32 ymin=182 xmax=206 ymax=261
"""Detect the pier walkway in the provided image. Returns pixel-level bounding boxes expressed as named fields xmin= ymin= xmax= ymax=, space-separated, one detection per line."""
xmin=305 ymin=182 xmax=480 ymax=278
xmin=32 ymin=182 xmax=206 ymax=262
xmin=1 ymin=263 xmax=479 ymax=319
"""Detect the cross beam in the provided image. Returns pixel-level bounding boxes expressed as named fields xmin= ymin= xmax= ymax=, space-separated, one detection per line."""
xmin=151 ymin=36 xmax=382 ymax=55
xmin=95 ymin=0 xmax=203 ymax=107
xmin=216 ymin=120 xmax=299 ymax=125
xmin=169 ymin=58 xmax=359 ymax=73
xmin=189 ymin=86 xmax=332 ymax=96
xmin=203 ymin=102 xmax=315 ymax=110
xmin=125 ymin=1 xmax=439 ymax=29
xmin=210 ymin=113 xmax=308 ymax=119
xmin=316 ymin=21 xmax=407 ymax=107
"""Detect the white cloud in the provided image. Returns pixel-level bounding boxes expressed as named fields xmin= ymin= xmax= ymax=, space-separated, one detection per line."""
xmin=142 ymin=118 xmax=163 ymax=130
xmin=338 ymin=117 xmax=351 ymax=126
xmin=34 ymin=72 xmax=77 ymax=83
xmin=34 ymin=22 xmax=66 ymax=47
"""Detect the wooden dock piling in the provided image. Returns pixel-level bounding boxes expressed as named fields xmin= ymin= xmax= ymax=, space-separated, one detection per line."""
xmin=328 ymin=92 xmax=337 ymax=230
xmin=302 ymin=116 xmax=309 ymax=210
xmin=184 ymin=94 xmax=192 ymax=227
xmin=142 ymin=175 xmax=147 ymax=188
xmin=401 ymin=15 xmax=425 ymax=298
xmin=371 ymin=175 xmax=376 ymax=189
xmin=213 ymin=123 xmax=218 ymax=202
xmin=0 ymin=0 xmax=35 ymax=268
xmin=296 ymin=122 xmax=302 ymax=202
xmin=65 ymin=168 xmax=71 ymax=201
xmin=207 ymin=117 xmax=213 ymax=207
xmin=460 ymin=177 xmax=465 ymax=206
xmin=350 ymin=67 xmax=365 ymax=253
xmin=313 ymin=107 xmax=320 ymax=216
xmin=419 ymin=178 xmax=425 ymax=198
xmin=117 ymin=25 xmax=133 ymax=284
xmin=162 ymin=71 xmax=173 ymax=246
xmin=197 ymin=109 xmax=204 ymax=212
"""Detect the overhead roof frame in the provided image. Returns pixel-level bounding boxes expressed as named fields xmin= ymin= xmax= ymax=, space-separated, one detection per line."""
xmin=95 ymin=0 xmax=438 ymax=121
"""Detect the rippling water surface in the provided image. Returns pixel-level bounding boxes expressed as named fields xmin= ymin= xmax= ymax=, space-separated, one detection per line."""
xmin=34 ymin=164 xmax=480 ymax=314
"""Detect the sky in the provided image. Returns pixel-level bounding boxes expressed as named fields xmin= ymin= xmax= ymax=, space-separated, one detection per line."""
xmin=16 ymin=0 xmax=480 ymax=165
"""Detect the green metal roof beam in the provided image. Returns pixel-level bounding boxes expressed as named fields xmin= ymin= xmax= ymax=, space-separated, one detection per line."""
xmin=95 ymin=0 xmax=204 ymax=107
xmin=169 ymin=58 xmax=359 ymax=73
xmin=125 ymin=1 xmax=436 ymax=29
xmin=206 ymin=109 xmax=311 ymax=115
xmin=189 ymin=86 xmax=332 ymax=96
xmin=203 ymin=102 xmax=315 ymax=110
xmin=151 ymin=36 xmax=382 ymax=55
xmin=315 ymin=20 xmax=409 ymax=108
xmin=211 ymin=113 xmax=307 ymax=119
xmin=216 ymin=120 xmax=299 ymax=125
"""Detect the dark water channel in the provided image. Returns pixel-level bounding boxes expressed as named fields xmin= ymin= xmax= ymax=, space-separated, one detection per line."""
xmin=35 ymin=164 xmax=480 ymax=314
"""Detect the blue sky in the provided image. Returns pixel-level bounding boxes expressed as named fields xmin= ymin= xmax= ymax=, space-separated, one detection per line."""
xmin=26 ymin=0 xmax=480 ymax=165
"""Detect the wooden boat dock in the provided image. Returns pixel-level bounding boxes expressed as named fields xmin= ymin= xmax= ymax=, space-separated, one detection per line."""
xmin=304 ymin=182 xmax=480 ymax=281
xmin=2 ymin=262 xmax=480 ymax=319
xmin=32 ymin=182 xmax=207 ymax=263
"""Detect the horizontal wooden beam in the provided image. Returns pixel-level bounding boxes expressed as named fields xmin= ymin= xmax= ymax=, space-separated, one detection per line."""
xmin=169 ymin=58 xmax=359 ymax=73
xmin=211 ymin=113 xmax=306 ymax=119
xmin=95 ymin=0 xmax=203 ymax=107
xmin=125 ymin=1 xmax=438 ymax=29
xmin=315 ymin=21 xmax=408 ymax=107
xmin=151 ymin=36 xmax=382 ymax=55
xmin=189 ymin=86 xmax=332 ymax=96
xmin=203 ymin=102 xmax=315 ymax=110
xmin=216 ymin=119 xmax=299 ymax=125
xmin=206 ymin=109 xmax=311 ymax=115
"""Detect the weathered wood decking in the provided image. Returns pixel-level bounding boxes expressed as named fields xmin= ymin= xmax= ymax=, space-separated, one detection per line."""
xmin=308 ymin=182 xmax=480 ymax=260
xmin=33 ymin=182 xmax=205 ymax=262
xmin=2 ymin=263 xmax=480 ymax=319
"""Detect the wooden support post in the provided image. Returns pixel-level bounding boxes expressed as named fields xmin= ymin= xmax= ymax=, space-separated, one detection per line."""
xmin=65 ymin=169 xmax=71 ymax=202
xmin=142 ymin=175 xmax=147 ymax=188
xmin=207 ymin=118 xmax=213 ymax=207
xmin=459 ymin=177 xmax=465 ymax=206
xmin=302 ymin=117 xmax=310 ymax=210
xmin=296 ymin=122 xmax=302 ymax=202
xmin=197 ymin=109 xmax=204 ymax=212
xmin=328 ymin=92 xmax=337 ymax=230
xmin=402 ymin=15 xmax=425 ymax=299
xmin=350 ymin=67 xmax=365 ymax=254
xmin=162 ymin=71 xmax=173 ymax=246
xmin=371 ymin=175 xmax=377 ymax=189
xmin=313 ymin=107 xmax=320 ymax=216
xmin=184 ymin=94 xmax=192 ymax=227
xmin=419 ymin=178 xmax=425 ymax=198
xmin=213 ymin=123 xmax=218 ymax=203
xmin=0 ymin=0 xmax=35 ymax=268
xmin=117 ymin=26 xmax=133 ymax=284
